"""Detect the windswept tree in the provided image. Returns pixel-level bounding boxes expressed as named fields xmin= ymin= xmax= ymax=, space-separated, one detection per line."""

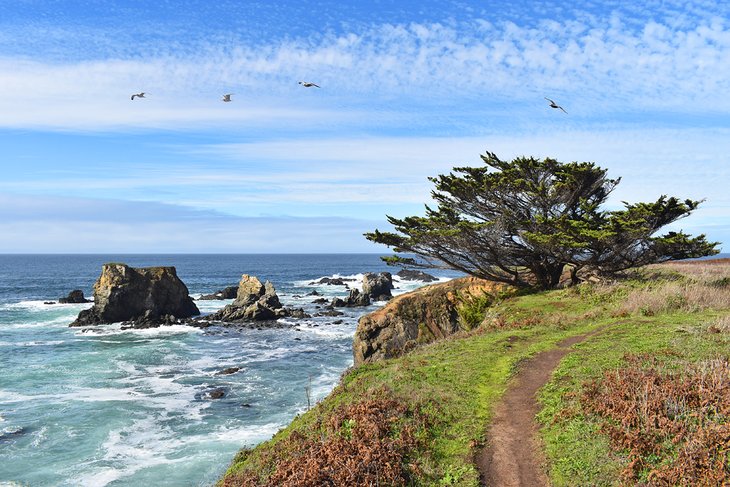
xmin=365 ymin=152 xmax=718 ymax=289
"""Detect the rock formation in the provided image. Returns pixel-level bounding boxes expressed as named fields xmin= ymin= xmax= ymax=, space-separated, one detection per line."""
xmin=396 ymin=269 xmax=439 ymax=283
xmin=331 ymin=289 xmax=370 ymax=307
xmin=58 ymin=290 xmax=90 ymax=304
xmin=198 ymin=286 xmax=238 ymax=300
xmin=206 ymin=275 xmax=289 ymax=322
xmin=362 ymin=272 xmax=393 ymax=301
xmin=69 ymin=264 xmax=199 ymax=327
xmin=353 ymin=277 xmax=504 ymax=365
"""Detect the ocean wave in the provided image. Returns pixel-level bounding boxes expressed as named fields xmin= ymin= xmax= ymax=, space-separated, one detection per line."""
xmin=0 ymin=339 xmax=66 ymax=347
xmin=75 ymin=323 xmax=203 ymax=337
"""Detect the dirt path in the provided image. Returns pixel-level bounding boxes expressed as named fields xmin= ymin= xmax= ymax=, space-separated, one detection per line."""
xmin=475 ymin=332 xmax=596 ymax=486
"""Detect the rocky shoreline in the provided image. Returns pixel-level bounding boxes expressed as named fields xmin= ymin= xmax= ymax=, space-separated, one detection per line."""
xmin=63 ymin=263 xmax=434 ymax=331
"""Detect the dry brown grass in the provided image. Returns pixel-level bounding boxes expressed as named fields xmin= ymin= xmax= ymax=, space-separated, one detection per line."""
xmin=581 ymin=354 xmax=730 ymax=486
xmin=221 ymin=390 xmax=432 ymax=486
xmin=617 ymin=281 xmax=730 ymax=316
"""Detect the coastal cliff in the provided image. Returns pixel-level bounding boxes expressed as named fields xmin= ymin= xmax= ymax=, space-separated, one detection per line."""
xmin=353 ymin=276 xmax=504 ymax=365
xmin=220 ymin=261 xmax=730 ymax=486
xmin=70 ymin=263 xmax=199 ymax=327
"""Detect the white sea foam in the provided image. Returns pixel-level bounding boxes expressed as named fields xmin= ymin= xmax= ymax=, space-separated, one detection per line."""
xmin=0 ymin=340 xmax=65 ymax=347
xmin=74 ymin=417 xmax=186 ymax=487
xmin=75 ymin=323 xmax=202 ymax=338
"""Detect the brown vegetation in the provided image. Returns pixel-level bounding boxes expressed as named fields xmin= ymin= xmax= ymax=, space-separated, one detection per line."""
xmin=221 ymin=390 xmax=433 ymax=486
xmin=581 ymin=354 xmax=730 ymax=486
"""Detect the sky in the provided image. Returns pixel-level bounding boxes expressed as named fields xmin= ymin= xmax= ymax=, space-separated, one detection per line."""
xmin=1 ymin=0 xmax=729 ymax=253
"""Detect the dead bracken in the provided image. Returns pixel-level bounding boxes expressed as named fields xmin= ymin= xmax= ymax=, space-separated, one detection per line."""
xmin=581 ymin=354 xmax=730 ymax=485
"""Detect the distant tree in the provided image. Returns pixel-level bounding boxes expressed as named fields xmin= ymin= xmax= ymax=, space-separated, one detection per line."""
xmin=365 ymin=152 xmax=718 ymax=289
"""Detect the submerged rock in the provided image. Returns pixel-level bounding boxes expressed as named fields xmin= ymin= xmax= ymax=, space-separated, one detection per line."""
xmin=216 ymin=367 xmax=241 ymax=376
xmin=58 ymin=290 xmax=90 ymax=304
xmin=69 ymin=264 xmax=199 ymax=327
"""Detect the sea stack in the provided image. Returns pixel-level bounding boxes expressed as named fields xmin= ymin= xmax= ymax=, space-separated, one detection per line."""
xmin=69 ymin=263 xmax=199 ymax=327
xmin=206 ymin=274 xmax=287 ymax=322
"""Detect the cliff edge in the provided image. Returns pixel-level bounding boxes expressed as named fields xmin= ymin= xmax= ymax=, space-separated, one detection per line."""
xmin=353 ymin=276 xmax=504 ymax=365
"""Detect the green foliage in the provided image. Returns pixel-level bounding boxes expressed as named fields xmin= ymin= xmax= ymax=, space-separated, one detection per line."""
xmin=366 ymin=152 xmax=718 ymax=289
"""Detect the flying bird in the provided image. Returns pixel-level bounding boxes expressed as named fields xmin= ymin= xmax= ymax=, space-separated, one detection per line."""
xmin=545 ymin=97 xmax=567 ymax=114
xmin=222 ymin=93 xmax=233 ymax=102
xmin=131 ymin=92 xmax=146 ymax=100
xmin=298 ymin=81 xmax=320 ymax=88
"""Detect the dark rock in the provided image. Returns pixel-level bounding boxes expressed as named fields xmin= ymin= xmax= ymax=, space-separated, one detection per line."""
xmin=44 ymin=301 xmax=56 ymax=305
xmin=70 ymin=264 xmax=199 ymax=327
xmin=316 ymin=309 xmax=344 ymax=317
xmin=362 ymin=272 xmax=393 ymax=301
xmin=198 ymin=286 xmax=238 ymax=300
xmin=216 ymin=367 xmax=241 ymax=376
xmin=208 ymin=388 xmax=226 ymax=399
xmin=286 ymin=308 xmax=311 ymax=319
xmin=396 ymin=269 xmax=439 ymax=282
xmin=308 ymin=277 xmax=355 ymax=286
xmin=59 ymin=290 xmax=91 ymax=304
xmin=331 ymin=289 xmax=370 ymax=307
xmin=331 ymin=319 xmax=344 ymax=325
xmin=312 ymin=298 xmax=329 ymax=304
xmin=307 ymin=290 xmax=322 ymax=296
xmin=241 ymin=403 xmax=252 ymax=408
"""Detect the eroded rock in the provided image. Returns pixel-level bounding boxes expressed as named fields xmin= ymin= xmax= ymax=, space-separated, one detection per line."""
xmin=70 ymin=264 xmax=199 ymax=327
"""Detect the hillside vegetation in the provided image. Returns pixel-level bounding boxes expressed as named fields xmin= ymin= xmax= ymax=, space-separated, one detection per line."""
xmin=219 ymin=260 xmax=730 ymax=486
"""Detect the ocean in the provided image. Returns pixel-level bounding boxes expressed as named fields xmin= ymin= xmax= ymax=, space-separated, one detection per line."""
xmin=0 ymin=254 xmax=460 ymax=486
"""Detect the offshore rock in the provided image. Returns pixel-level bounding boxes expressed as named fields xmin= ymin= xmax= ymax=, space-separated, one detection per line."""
xmin=205 ymin=275 xmax=290 ymax=322
xmin=353 ymin=277 xmax=503 ymax=365
xmin=362 ymin=272 xmax=393 ymax=301
xmin=198 ymin=286 xmax=238 ymax=300
xmin=331 ymin=289 xmax=370 ymax=308
xmin=396 ymin=269 xmax=439 ymax=283
xmin=58 ymin=290 xmax=90 ymax=304
xmin=69 ymin=264 xmax=199 ymax=327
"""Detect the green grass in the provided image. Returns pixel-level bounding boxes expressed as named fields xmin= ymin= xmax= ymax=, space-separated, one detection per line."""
xmin=220 ymin=265 xmax=730 ymax=486
xmin=538 ymin=312 xmax=730 ymax=486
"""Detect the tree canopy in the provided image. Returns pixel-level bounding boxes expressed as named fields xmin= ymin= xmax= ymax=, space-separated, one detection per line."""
xmin=365 ymin=152 xmax=718 ymax=289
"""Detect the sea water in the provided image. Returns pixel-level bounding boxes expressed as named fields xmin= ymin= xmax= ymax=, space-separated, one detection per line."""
xmin=0 ymin=254 xmax=458 ymax=486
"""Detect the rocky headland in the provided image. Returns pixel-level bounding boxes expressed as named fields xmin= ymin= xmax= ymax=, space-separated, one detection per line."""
xmin=353 ymin=276 xmax=501 ymax=365
xmin=69 ymin=263 xmax=200 ymax=328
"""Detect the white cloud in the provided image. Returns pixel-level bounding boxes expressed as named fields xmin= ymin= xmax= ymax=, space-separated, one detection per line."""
xmin=1 ymin=11 xmax=729 ymax=130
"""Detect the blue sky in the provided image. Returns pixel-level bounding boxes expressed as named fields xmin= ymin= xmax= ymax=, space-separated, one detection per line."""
xmin=1 ymin=0 xmax=729 ymax=252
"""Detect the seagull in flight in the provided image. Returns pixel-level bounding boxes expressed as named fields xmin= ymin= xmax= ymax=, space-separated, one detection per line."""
xmin=298 ymin=81 xmax=320 ymax=88
xmin=545 ymin=97 xmax=567 ymax=114
xmin=222 ymin=93 xmax=233 ymax=102
xmin=130 ymin=92 xmax=146 ymax=100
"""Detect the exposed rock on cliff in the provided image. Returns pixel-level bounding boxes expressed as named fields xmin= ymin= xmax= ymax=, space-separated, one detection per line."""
xmin=205 ymin=275 xmax=292 ymax=322
xmin=70 ymin=264 xmax=199 ymax=327
xmin=362 ymin=272 xmax=393 ymax=301
xmin=353 ymin=277 xmax=503 ymax=365
xmin=396 ymin=269 xmax=439 ymax=283
xmin=198 ymin=286 xmax=238 ymax=300
xmin=58 ymin=290 xmax=90 ymax=304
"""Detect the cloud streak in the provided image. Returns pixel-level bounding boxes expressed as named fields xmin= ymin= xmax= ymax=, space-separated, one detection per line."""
xmin=1 ymin=9 xmax=729 ymax=130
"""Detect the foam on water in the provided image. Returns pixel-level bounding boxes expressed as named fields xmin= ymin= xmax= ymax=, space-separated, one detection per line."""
xmin=0 ymin=254 xmax=460 ymax=486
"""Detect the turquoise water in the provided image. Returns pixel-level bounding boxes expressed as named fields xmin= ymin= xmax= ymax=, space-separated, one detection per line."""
xmin=0 ymin=255 xmax=458 ymax=486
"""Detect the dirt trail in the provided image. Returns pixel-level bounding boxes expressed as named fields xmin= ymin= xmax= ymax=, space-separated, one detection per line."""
xmin=476 ymin=332 xmax=596 ymax=486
